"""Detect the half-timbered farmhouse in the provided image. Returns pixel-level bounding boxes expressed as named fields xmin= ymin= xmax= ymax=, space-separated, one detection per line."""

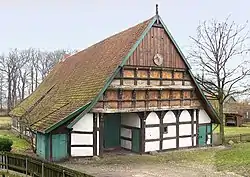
xmin=10 ymin=7 xmax=220 ymax=161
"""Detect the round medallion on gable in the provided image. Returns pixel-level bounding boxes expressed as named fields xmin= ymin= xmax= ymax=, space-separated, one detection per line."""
xmin=153 ymin=53 xmax=163 ymax=66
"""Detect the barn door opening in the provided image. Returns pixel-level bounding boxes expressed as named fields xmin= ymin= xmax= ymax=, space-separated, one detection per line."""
xmin=198 ymin=125 xmax=206 ymax=146
xmin=132 ymin=129 xmax=140 ymax=152
xmin=52 ymin=134 xmax=68 ymax=161
xmin=103 ymin=113 xmax=121 ymax=149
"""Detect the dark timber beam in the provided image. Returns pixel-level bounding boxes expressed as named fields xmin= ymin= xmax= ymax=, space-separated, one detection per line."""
xmin=138 ymin=112 xmax=148 ymax=154
xmin=196 ymin=109 xmax=199 ymax=147
xmin=99 ymin=113 xmax=104 ymax=157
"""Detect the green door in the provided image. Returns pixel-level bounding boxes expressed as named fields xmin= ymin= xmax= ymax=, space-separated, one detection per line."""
xmin=132 ymin=129 xmax=140 ymax=152
xmin=104 ymin=114 xmax=121 ymax=148
xmin=198 ymin=125 xmax=207 ymax=146
xmin=52 ymin=134 xmax=68 ymax=161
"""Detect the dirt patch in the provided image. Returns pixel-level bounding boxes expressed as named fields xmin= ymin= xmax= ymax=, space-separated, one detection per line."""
xmin=61 ymin=160 xmax=241 ymax=177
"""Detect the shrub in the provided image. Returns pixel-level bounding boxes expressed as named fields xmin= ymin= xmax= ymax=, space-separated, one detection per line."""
xmin=0 ymin=137 xmax=13 ymax=152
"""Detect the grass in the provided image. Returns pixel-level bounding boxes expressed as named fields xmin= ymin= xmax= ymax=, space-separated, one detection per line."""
xmin=214 ymin=123 xmax=250 ymax=136
xmin=0 ymin=130 xmax=30 ymax=153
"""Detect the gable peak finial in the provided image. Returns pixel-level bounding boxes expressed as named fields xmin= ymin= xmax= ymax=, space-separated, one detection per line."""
xmin=156 ymin=4 xmax=159 ymax=16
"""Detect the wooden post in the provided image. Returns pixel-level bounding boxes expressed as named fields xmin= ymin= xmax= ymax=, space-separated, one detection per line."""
xmin=99 ymin=113 xmax=104 ymax=157
xmin=25 ymin=157 xmax=28 ymax=176
xmin=63 ymin=170 xmax=65 ymax=177
xmin=176 ymin=110 xmax=180 ymax=149
xmin=140 ymin=112 xmax=146 ymax=154
xmin=49 ymin=134 xmax=53 ymax=161
xmin=191 ymin=110 xmax=194 ymax=147
xmin=159 ymin=111 xmax=164 ymax=151
xmin=42 ymin=163 xmax=44 ymax=177
xmin=6 ymin=154 xmax=8 ymax=172
xmin=196 ymin=109 xmax=199 ymax=147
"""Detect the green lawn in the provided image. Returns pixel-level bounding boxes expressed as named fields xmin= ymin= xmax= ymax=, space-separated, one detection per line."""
xmin=0 ymin=130 xmax=30 ymax=153
xmin=0 ymin=116 xmax=11 ymax=124
xmin=214 ymin=124 xmax=250 ymax=136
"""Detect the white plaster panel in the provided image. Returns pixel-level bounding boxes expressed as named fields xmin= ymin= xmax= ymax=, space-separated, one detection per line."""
xmin=193 ymin=124 xmax=196 ymax=134
xmin=179 ymin=137 xmax=192 ymax=148
xmin=121 ymin=113 xmax=140 ymax=128
xmin=97 ymin=113 xmax=99 ymax=128
xmin=199 ymin=109 xmax=211 ymax=124
xmin=121 ymin=128 xmax=132 ymax=138
xmin=145 ymin=127 xmax=160 ymax=140
xmin=162 ymin=139 xmax=176 ymax=149
xmin=163 ymin=111 xmax=176 ymax=123
xmin=72 ymin=113 xmax=93 ymax=131
xmin=71 ymin=134 xmax=93 ymax=145
xmin=193 ymin=136 xmax=196 ymax=146
xmin=207 ymin=134 xmax=211 ymax=145
xmin=179 ymin=110 xmax=191 ymax=122
xmin=146 ymin=112 xmax=159 ymax=125
xmin=71 ymin=147 xmax=93 ymax=156
xmin=121 ymin=139 xmax=132 ymax=149
xmin=145 ymin=141 xmax=160 ymax=152
xmin=97 ymin=131 xmax=99 ymax=156
xmin=163 ymin=125 xmax=176 ymax=138
xmin=179 ymin=124 xmax=192 ymax=136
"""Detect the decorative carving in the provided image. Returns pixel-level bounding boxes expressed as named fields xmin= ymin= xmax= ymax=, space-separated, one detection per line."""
xmin=153 ymin=53 xmax=163 ymax=66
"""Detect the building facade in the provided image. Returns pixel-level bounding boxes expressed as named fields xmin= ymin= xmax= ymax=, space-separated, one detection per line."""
xmin=10 ymin=10 xmax=220 ymax=161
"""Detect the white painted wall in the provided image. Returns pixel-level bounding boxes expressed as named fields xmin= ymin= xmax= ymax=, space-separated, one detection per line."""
xmin=71 ymin=134 xmax=93 ymax=145
xmin=163 ymin=111 xmax=176 ymax=123
xmin=179 ymin=124 xmax=192 ymax=136
xmin=145 ymin=112 xmax=160 ymax=152
xmin=179 ymin=137 xmax=192 ymax=148
xmin=121 ymin=139 xmax=132 ymax=149
xmin=73 ymin=113 xmax=93 ymax=131
xmin=145 ymin=127 xmax=160 ymax=139
xmin=145 ymin=141 xmax=160 ymax=152
xmin=121 ymin=113 xmax=140 ymax=128
xmin=162 ymin=139 xmax=176 ymax=149
xmin=199 ymin=109 xmax=211 ymax=124
xmin=207 ymin=134 xmax=211 ymax=145
xmin=120 ymin=113 xmax=140 ymax=149
xmin=163 ymin=125 xmax=176 ymax=138
xmin=121 ymin=127 xmax=132 ymax=138
xmin=146 ymin=112 xmax=159 ymax=125
xmin=71 ymin=147 xmax=93 ymax=157
xmin=179 ymin=110 xmax=191 ymax=122
xmin=71 ymin=113 xmax=96 ymax=157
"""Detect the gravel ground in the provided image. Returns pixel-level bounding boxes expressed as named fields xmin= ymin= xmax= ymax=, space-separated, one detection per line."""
xmin=61 ymin=160 xmax=242 ymax=177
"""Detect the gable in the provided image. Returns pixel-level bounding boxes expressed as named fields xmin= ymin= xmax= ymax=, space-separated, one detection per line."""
xmin=127 ymin=25 xmax=186 ymax=68
xmin=90 ymin=17 xmax=220 ymax=125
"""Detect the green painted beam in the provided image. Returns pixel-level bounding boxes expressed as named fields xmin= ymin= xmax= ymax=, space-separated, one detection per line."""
xmin=44 ymin=102 xmax=91 ymax=133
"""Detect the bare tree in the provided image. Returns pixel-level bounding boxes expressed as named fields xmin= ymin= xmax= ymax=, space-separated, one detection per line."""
xmin=189 ymin=16 xmax=250 ymax=143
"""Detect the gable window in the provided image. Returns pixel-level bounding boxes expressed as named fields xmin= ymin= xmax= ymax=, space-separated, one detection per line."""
xmin=163 ymin=126 xmax=168 ymax=134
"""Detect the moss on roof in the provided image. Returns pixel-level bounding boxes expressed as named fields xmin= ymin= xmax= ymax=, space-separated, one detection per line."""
xmin=10 ymin=18 xmax=153 ymax=132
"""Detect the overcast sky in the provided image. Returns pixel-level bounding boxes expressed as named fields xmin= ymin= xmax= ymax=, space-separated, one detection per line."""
xmin=0 ymin=0 xmax=249 ymax=56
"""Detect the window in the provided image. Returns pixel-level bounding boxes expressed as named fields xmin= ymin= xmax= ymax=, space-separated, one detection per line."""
xmin=163 ymin=126 xmax=168 ymax=134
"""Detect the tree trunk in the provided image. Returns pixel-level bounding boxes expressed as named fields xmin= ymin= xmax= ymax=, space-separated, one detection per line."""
xmin=219 ymin=102 xmax=225 ymax=144
xmin=7 ymin=73 xmax=12 ymax=112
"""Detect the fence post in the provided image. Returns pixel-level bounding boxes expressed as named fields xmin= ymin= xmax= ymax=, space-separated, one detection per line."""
xmin=25 ymin=157 xmax=28 ymax=177
xmin=42 ymin=163 xmax=44 ymax=177
xmin=5 ymin=154 xmax=8 ymax=172
xmin=240 ymin=134 xmax=242 ymax=142
xmin=63 ymin=170 xmax=65 ymax=177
